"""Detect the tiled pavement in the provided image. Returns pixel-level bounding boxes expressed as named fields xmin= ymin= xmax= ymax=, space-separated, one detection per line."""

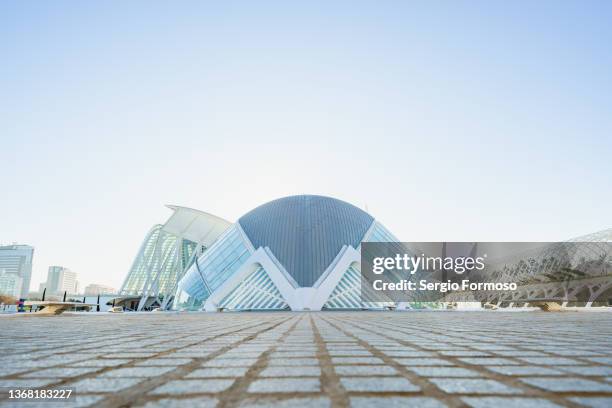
xmin=0 ymin=312 xmax=611 ymax=407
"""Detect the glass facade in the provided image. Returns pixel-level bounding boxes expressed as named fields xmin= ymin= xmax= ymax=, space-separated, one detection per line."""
xmin=321 ymin=221 xmax=401 ymax=310
xmin=120 ymin=225 xmax=200 ymax=298
xmin=323 ymin=264 xmax=361 ymax=309
xmin=363 ymin=221 xmax=400 ymax=243
xmin=176 ymin=225 xmax=251 ymax=304
xmin=218 ymin=266 xmax=288 ymax=310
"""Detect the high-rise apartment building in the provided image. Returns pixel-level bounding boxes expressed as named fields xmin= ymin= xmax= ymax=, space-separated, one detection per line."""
xmin=43 ymin=266 xmax=79 ymax=295
xmin=0 ymin=244 xmax=34 ymax=298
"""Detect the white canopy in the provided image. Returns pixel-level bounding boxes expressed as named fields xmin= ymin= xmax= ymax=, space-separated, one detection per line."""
xmin=162 ymin=205 xmax=231 ymax=247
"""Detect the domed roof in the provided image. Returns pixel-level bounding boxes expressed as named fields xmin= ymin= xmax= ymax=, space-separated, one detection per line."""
xmin=238 ymin=195 xmax=374 ymax=287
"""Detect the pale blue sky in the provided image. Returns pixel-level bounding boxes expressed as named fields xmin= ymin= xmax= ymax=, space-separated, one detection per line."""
xmin=1 ymin=1 xmax=611 ymax=291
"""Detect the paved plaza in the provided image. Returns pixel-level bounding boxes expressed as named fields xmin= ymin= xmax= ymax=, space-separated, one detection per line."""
xmin=0 ymin=311 xmax=611 ymax=407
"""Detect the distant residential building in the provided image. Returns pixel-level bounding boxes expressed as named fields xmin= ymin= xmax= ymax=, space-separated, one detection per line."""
xmin=84 ymin=283 xmax=116 ymax=296
xmin=0 ymin=244 xmax=34 ymax=298
xmin=43 ymin=266 xmax=78 ymax=295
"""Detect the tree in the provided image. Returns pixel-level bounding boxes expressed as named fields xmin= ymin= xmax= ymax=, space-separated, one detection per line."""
xmin=0 ymin=294 xmax=16 ymax=305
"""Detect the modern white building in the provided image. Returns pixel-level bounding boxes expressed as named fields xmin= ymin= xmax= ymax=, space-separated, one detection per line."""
xmin=121 ymin=196 xmax=611 ymax=312
xmin=0 ymin=244 xmax=34 ymax=298
xmin=84 ymin=284 xmax=116 ymax=296
xmin=119 ymin=205 xmax=231 ymax=311
xmin=174 ymin=195 xmax=399 ymax=311
xmin=43 ymin=266 xmax=78 ymax=295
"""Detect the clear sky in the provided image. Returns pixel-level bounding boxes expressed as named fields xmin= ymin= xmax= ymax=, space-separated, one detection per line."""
xmin=1 ymin=1 xmax=611 ymax=292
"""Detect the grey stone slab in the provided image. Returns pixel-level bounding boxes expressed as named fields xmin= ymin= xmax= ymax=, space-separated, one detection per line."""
xmin=0 ymin=379 xmax=58 ymax=388
xmin=0 ymin=367 xmax=28 ymax=376
xmin=340 ymin=377 xmax=419 ymax=392
xmin=407 ymin=366 xmax=482 ymax=377
xmin=380 ymin=350 xmax=434 ymax=357
xmin=248 ymin=378 xmax=320 ymax=393
xmin=104 ymin=352 xmax=158 ymax=358
xmin=331 ymin=357 xmax=384 ymax=365
xmin=462 ymin=397 xmax=563 ymax=408
xmin=350 ymin=397 xmax=445 ymax=408
xmin=141 ymin=397 xmax=218 ymax=408
xmin=556 ymin=365 xmax=612 ymax=376
xmin=394 ymin=358 xmax=454 ymax=366
xmin=150 ymin=379 xmax=234 ymax=394
xmin=567 ymin=397 xmax=612 ymax=408
xmin=520 ymin=377 xmax=612 ymax=392
xmin=485 ymin=366 xmax=565 ymax=376
xmin=430 ymin=378 xmax=521 ymax=395
xmin=439 ymin=350 xmax=492 ymax=357
xmin=134 ymin=358 xmax=193 ymax=366
xmin=239 ymin=397 xmax=331 ymax=407
xmin=100 ymin=366 xmax=176 ymax=378
xmin=70 ymin=359 xmax=131 ymax=367
xmin=270 ymin=351 xmax=317 ymax=358
xmin=267 ymin=358 xmax=319 ymax=366
xmin=335 ymin=365 xmax=397 ymax=376
xmin=260 ymin=366 xmax=321 ymax=377
xmin=203 ymin=358 xmax=258 ymax=367
xmin=327 ymin=350 xmax=372 ymax=356
xmin=21 ymin=367 xmax=101 ymax=378
xmin=459 ymin=358 xmax=520 ymax=366
xmin=584 ymin=357 xmax=612 ymax=365
xmin=67 ymin=377 xmax=145 ymax=392
xmin=517 ymin=357 xmax=586 ymax=366
xmin=187 ymin=367 xmax=249 ymax=378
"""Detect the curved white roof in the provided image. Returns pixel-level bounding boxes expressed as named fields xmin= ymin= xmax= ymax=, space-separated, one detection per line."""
xmin=162 ymin=205 xmax=232 ymax=248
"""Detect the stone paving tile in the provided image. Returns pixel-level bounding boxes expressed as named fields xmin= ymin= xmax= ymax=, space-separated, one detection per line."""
xmin=485 ymin=366 xmax=566 ymax=376
xmin=239 ymin=397 xmax=331 ymax=407
xmin=203 ymin=358 xmax=259 ymax=367
xmin=20 ymin=367 xmax=101 ymax=378
xmin=0 ymin=367 xmax=29 ymax=376
xmin=430 ymin=378 xmax=521 ymax=394
xmin=134 ymin=358 xmax=193 ymax=366
xmin=350 ymin=396 xmax=446 ymax=407
xmin=150 ymin=379 xmax=235 ymax=394
xmin=100 ymin=366 xmax=177 ymax=378
xmin=461 ymin=397 xmax=564 ymax=408
xmin=379 ymin=350 xmax=434 ymax=357
xmin=567 ymin=396 xmax=612 ymax=408
xmin=584 ymin=357 xmax=612 ymax=365
xmin=187 ymin=367 xmax=249 ymax=378
xmin=70 ymin=358 xmax=131 ymax=367
xmin=248 ymin=378 xmax=321 ymax=393
xmin=439 ymin=350 xmax=492 ymax=357
xmin=458 ymin=357 xmax=521 ymax=366
xmin=394 ymin=358 xmax=455 ymax=366
xmin=0 ymin=379 xmax=58 ymax=388
xmin=519 ymin=377 xmax=612 ymax=392
xmin=340 ymin=377 xmax=420 ymax=392
xmin=1 ymin=311 xmax=611 ymax=408
xmin=267 ymin=358 xmax=319 ymax=366
xmin=334 ymin=365 xmax=397 ymax=376
xmin=517 ymin=356 xmax=586 ymax=365
xmin=330 ymin=357 xmax=384 ymax=365
xmin=259 ymin=366 xmax=321 ymax=377
xmin=140 ymin=397 xmax=218 ymax=407
xmin=66 ymin=377 xmax=145 ymax=392
xmin=556 ymin=365 xmax=612 ymax=376
xmin=407 ymin=366 xmax=482 ymax=377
